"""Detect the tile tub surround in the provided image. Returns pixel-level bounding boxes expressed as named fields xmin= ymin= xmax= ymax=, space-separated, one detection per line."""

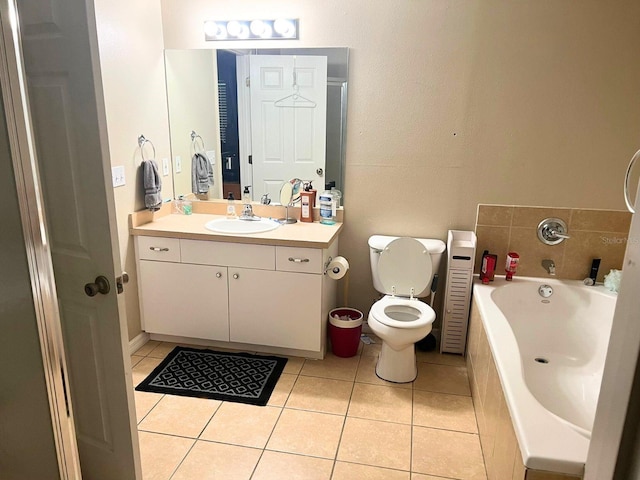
xmin=467 ymin=302 xmax=582 ymax=480
xmin=475 ymin=205 xmax=631 ymax=281
xmin=132 ymin=339 xmax=487 ymax=480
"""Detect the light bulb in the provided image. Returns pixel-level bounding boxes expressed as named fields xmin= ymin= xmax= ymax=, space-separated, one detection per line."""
xmin=237 ymin=23 xmax=250 ymax=39
xmin=226 ymin=20 xmax=241 ymax=37
xmin=204 ymin=21 xmax=226 ymax=39
xmin=274 ymin=18 xmax=295 ymax=37
xmin=250 ymin=20 xmax=265 ymax=36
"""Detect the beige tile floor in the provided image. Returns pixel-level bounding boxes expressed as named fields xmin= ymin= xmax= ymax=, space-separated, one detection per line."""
xmin=131 ymin=337 xmax=487 ymax=480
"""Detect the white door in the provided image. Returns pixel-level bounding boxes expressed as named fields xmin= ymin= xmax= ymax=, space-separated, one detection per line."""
xmin=250 ymin=55 xmax=327 ymax=201
xmin=17 ymin=0 xmax=140 ymax=478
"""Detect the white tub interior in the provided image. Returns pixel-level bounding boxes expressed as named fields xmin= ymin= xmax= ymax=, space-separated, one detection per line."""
xmin=473 ymin=277 xmax=617 ymax=474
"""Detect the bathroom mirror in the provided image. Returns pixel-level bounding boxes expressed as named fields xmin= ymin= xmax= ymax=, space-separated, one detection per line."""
xmin=165 ymin=47 xmax=349 ymax=203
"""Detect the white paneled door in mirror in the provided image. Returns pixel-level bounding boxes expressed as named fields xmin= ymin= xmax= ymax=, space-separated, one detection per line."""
xmin=249 ymin=55 xmax=327 ymax=202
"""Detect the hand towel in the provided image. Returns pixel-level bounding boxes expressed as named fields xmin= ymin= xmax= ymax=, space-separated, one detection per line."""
xmin=191 ymin=152 xmax=214 ymax=194
xmin=142 ymin=159 xmax=162 ymax=211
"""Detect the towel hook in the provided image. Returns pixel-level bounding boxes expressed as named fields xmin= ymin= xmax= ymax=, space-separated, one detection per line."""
xmin=138 ymin=135 xmax=156 ymax=162
xmin=190 ymin=130 xmax=205 ymax=154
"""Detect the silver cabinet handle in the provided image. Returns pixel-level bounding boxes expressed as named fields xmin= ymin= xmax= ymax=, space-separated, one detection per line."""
xmin=624 ymin=148 xmax=640 ymax=213
xmin=233 ymin=273 xmax=239 ymax=279
xmin=216 ymin=272 xmax=222 ymax=278
xmin=149 ymin=247 xmax=169 ymax=252
xmin=288 ymin=257 xmax=310 ymax=263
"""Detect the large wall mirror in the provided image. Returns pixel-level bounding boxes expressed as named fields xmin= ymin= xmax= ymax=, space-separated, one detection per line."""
xmin=165 ymin=47 xmax=349 ymax=203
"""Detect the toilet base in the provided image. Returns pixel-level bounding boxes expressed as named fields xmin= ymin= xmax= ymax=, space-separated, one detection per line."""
xmin=375 ymin=342 xmax=417 ymax=383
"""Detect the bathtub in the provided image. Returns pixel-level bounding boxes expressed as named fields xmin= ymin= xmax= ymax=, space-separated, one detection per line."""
xmin=471 ymin=276 xmax=617 ymax=475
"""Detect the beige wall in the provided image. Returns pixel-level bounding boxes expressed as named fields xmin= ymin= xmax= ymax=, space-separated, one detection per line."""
xmin=165 ymin=49 xmax=222 ymax=199
xmin=159 ymin=0 xmax=640 ymax=319
xmin=95 ymin=0 xmax=172 ymax=340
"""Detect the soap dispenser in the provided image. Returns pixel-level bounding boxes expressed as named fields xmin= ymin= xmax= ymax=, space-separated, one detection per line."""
xmin=300 ymin=183 xmax=314 ymax=223
xmin=242 ymin=186 xmax=251 ymax=204
xmin=226 ymin=192 xmax=237 ymax=218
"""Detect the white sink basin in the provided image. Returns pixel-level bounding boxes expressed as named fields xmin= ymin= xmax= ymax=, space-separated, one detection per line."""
xmin=204 ymin=217 xmax=281 ymax=234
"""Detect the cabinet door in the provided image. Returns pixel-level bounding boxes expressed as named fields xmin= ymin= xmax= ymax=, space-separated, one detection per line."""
xmin=229 ymin=268 xmax=322 ymax=351
xmin=138 ymin=260 xmax=229 ymax=341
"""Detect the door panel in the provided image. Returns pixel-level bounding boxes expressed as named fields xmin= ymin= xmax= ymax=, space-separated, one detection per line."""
xmin=250 ymin=55 xmax=327 ymax=201
xmin=229 ymin=268 xmax=322 ymax=351
xmin=17 ymin=0 xmax=140 ymax=478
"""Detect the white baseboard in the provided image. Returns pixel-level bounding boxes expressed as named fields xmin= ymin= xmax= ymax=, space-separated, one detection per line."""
xmin=129 ymin=331 xmax=150 ymax=355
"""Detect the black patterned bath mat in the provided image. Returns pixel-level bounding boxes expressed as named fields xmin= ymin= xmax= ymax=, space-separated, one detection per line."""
xmin=135 ymin=346 xmax=288 ymax=406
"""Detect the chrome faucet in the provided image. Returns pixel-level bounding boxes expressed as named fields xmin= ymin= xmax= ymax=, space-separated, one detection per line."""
xmin=239 ymin=203 xmax=260 ymax=221
xmin=542 ymin=259 xmax=556 ymax=275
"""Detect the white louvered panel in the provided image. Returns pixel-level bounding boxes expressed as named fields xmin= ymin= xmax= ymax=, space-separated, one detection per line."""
xmin=442 ymin=268 xmax=473 ymax=354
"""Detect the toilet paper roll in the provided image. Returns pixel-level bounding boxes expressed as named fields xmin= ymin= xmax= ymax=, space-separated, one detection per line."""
xmin=327 ymin=256 xmax=349 ymax=280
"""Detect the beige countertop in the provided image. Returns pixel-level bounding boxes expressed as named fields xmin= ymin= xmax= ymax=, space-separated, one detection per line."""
xmin=130 ymin=212 xmax=342 ymax=249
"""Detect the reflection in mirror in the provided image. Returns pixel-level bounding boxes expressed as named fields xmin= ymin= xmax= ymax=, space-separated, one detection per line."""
xmin=164 ymin=48 xmax=348 ymax=203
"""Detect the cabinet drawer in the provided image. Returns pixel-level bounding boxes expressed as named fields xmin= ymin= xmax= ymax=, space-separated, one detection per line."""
xmin=181 ymin=239 xmax=275 ymax=270
xmin=276 ymin=246 xmax=323 ymax=274
xmin=136 ymin=236 xmax=181 ymax=262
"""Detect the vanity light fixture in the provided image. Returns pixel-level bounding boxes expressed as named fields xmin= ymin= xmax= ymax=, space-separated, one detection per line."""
xmin=204 ymin=19 xmax=299 ymax=41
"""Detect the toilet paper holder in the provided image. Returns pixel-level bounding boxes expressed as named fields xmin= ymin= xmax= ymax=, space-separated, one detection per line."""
xmin=324 ymin=256 xmax=349 ymax=278
xmin=323 ymin=256 xmax=335 ymax=275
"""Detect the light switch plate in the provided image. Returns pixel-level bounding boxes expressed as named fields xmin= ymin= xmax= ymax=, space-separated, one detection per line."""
xmin=206 ymin=150 xmax=216 ymax=164
xmin=112 ymin=165 xmax=125 ymax=187
xmin=162 ymin=157 xmax=170 ymax=176
xmin=175 ymin=155 xmax=182 ymax=173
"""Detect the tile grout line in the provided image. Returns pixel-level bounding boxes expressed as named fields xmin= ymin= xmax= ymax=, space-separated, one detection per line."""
xmin=249 ymin=362 xmax=304 ymax=478
xmin=135 ymin=340 xmax=485 ymax=479
xmin=329 ymin=352 xmax=361 ymax=478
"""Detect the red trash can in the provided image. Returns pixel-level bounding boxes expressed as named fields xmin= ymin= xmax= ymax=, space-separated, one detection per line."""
xmin=329 ymin=307 xmax=364 ymax=357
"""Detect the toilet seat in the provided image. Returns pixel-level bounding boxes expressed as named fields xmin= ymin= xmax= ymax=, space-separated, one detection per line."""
xmin=378 ymin=237 xmax=432 ymax=297
xmin=370 ymin=296 xmax=435 ymax=329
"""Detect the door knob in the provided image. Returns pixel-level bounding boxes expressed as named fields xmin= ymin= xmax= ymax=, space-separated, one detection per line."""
xmin=233 ymin=273 xmax=239 ymax=279
xmin=84 ymin=276 xmax=110 ymax=297
xmin=316 ymin=168 xmax=323 ymax=176
xmin=116 ymin=272 xmax=129 ymax=294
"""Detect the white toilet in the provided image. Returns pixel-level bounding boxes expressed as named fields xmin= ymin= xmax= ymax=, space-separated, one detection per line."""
xmin=368 ymin=235 xmax=446 ymax=383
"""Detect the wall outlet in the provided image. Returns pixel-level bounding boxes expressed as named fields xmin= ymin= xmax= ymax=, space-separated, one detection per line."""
xmin=175 ymin=155 xmax=182 ymax=173
xmin=162 ymin=157 xmax=170 ymax=176
xmin=112 ymin=165 xmax=125 ymax=187
xmin=206 ymin=150 xmax=216 ymax=164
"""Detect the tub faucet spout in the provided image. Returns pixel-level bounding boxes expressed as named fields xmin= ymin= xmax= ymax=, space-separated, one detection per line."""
xmin=542 ymin=259 xmax=556 ymax=276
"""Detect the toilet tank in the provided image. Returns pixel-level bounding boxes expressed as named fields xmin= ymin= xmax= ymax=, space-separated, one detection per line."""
xmin=368 ymin=235 xmax=446 ymax=297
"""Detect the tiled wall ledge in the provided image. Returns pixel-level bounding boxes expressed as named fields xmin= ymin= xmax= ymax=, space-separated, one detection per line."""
xmin=475 ymin=205 xmax=631 ymax=282
xmin=467 ymin=302 xmax=582 ymax=480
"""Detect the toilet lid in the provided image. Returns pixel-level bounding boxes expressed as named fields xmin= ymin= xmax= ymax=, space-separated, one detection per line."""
xmin=378 ymin=237 xmax=432 ymax=297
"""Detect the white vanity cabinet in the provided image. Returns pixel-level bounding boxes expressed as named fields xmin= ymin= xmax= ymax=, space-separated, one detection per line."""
xmin=134 ymin=234 xmax=337 ymax=358
xmin=136 ymin=236 xmax=230 ymax=341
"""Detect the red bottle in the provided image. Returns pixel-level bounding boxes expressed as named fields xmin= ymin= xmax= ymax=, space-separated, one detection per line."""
xmin=480 ymin=251 xmax=497 ymax=284
xmin=505 ymin=252 xmax=520 ymax=281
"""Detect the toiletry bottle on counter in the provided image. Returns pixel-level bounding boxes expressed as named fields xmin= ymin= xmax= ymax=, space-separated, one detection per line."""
xmin=480 ymin=250 xmax=497 ymax=284
xmin=300 ymin=183 xmax=314 ymax=223
xmin=319 ymin=185 xmax=336 ymax=225
xmin=307 ymin=181 xmax=317 ymax=207
xmin=226 ymin=192 xmax=237 ymax=218
xmin=242 ymin=186 xmax=251 ymax=204
xmin=589 ymin=258 xmax=601 ymax=285
xmin=505 ymin=252 xmax=520 ymax=281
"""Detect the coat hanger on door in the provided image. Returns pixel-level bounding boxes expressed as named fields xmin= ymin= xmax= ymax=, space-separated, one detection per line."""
xmin=274 ymin=59 xmax=317 ymax=108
